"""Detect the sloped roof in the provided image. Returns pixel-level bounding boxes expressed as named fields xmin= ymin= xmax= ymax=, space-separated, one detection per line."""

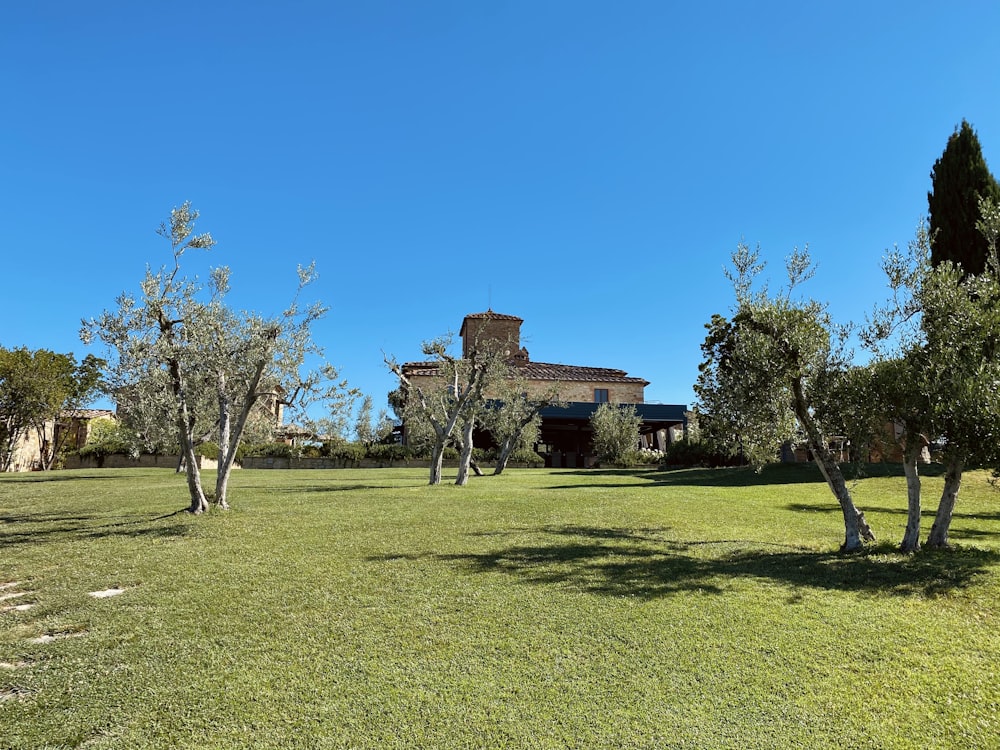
xmin=461 ymin=310 xmax=523 ymax=322
xmin=459 ymin=310 xmax=523 ymax=338
xmin=60 ymin=409 xmax=116 ymax=420
xmin=401 ymin=361 xmax=446 ymax=377
xmin=519 ymin=361 xmax=649 ymax=385
xmin=401 ymin=360 xmax=648 ymax=385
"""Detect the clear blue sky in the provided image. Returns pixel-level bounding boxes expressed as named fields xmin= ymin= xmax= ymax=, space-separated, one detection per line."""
xmin=4 ymin=1 xmax=1000 ymax=417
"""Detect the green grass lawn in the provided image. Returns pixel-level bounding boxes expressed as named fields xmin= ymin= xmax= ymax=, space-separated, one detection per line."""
xmin=2 ymin=464 xmax=999 ymax=749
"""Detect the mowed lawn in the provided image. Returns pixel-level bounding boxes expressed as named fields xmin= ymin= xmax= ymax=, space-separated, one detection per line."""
xmin=2 ymin=465 xmax=999 ymax=749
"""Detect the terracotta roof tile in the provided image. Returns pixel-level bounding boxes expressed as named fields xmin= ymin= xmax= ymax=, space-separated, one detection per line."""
xmin=401 ymin=360 xmax=648 ymax=385
xmin=521 ymin=361 xmax=649 ymax=384
xmin=59 ymin=409 xmax=116 ymax=420
xmin=462 ymin=310 xmax=523 ymax=322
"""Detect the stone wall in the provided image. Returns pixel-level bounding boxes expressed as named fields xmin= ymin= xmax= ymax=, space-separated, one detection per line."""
xmin=239 ymin=457 xmax=542 ymax=470
xmin=64 ymin=454 xmax=218 ymax=470
xmin=461 ymin=316 xmax=522 ymax=358
xmin=521 ymin=378 xmax=645 ymax=404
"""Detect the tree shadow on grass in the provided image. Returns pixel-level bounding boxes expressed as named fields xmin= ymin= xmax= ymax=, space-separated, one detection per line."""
xmin=374 ymin=525 xmax=1000 ymax=600
xmin=547 ymin=462 xmax=949 ymax=490
xmin=0 ymin=472 xmax=137 ymax=484
xmin=547 ymin=464 xmax=835 ymax=490
xmin=0 ymin=509 xmax=191 ymax=548
xmin=786 ymin=503 xmax=1000 ymax=537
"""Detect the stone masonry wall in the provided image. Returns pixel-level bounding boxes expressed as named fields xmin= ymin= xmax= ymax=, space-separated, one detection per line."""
xmin=521 ymin=378 xmax=645 ymax=404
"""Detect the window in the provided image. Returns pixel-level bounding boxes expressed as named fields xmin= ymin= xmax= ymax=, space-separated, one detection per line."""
xmin=594 ymin=388 xmax=609 ymax=403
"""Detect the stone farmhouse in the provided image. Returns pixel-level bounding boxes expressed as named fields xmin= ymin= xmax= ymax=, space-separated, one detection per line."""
xmin=3 ymin=408 xmax=115 ymax=472
xmin=400 ymin=311 xmax=688 ymax=467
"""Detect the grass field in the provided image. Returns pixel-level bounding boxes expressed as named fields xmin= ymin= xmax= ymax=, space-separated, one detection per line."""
xmin=2 ymin=464 xmax=999 ymax=749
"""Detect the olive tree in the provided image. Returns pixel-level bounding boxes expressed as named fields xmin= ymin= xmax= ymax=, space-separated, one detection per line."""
xmin=589 ymin=402 xmax=641 ymax=465
xmin=385 ymin=335 xmax=504 ymax=486
xmin=83 ymin=202 xmax=345 ymax=513
xmin=866 ymin=215 xmax=1000 ymax=549
xmin=696 ymin=242 xmax=876 ymax=551
xmin=480 ymin=374 xmax=561 ymax=475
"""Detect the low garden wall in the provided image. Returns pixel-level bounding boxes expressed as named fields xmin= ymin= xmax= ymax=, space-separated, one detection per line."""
xmin=61 ymin=454 xmax=540 ymax=471
xmin=239 ymin=457 xmax=541 ymax=470
xmin=64 ymin=454 xmax=218 ymax=470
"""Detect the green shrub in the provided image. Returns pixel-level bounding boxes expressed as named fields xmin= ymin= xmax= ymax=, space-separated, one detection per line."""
xmin=241 ymin=442 xmax=295 ymax=458
xmin=509 ymin=448 xmax=544 ymax=466
xmin=631 ymin=448 xmax=666 ymax=465
xmin=660 ymin=439 xmax=741 ymax=468
xmin=366 ymin=443 xmax=410 ymax=462
xmin=328 ymin=443 xmax=366 ymax=462
xmin=472 ymin=447 xmax=497 ymax=462
xmin=590 ymin=403 xmax=641 ymax=464
xmin=196 ymin=442 xmax=220 ymax=460
xmin=78 ymin=420 xmax=137 ymax=459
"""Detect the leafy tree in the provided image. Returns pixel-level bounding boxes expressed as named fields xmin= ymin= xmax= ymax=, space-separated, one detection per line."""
xmin=374 ymin=408 xmax=396 ymax=444
xmin=696 ymin=242 xmax=876 ymax=551
xmin=589 ymin=402 xmax=641 ymax=465
xmin=354 ymin=394 xmax=376 ymax=446
xmin=350 ymin=395 xmax=393 ymax=450
xmin=0 ymin=347 xmax=103 ymax=471
xmin=866 ymin=216 xmax=1000 ymax=549
xmin=928 ymin=120 xmax=1000 ymax=276
xmin=77 ymin=418 xmax=138 ymax=465
xmin=921 ymin=252 xmax=1000 ymax=546
xmin=83 ymin=202 xmax=346 ymax=513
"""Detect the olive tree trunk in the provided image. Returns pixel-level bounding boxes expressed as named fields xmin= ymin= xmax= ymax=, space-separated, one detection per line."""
xmin=455 ymin=416 xmax=476 ymax=486
xmin=169 ymin=358 xmax=209 ymax=514
xmin=792 ymin=377 xmax=875 ymax=551
xmin=900 ymin=438 xmax=923 ymax=552
xmin=493 ymin=437 xmax=517 ymax=476
xmin=429 ymin=437 xmax=446 ymax=486
xmin=926 ymin=453 xmax=964 ymax=548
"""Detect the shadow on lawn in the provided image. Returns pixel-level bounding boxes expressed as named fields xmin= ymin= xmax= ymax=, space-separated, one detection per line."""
xmin=237 ymin=483 xmax=402 ymax=494
xmin=786 ymin=503 xmax=1000 ymax=537
xmin=0 ymin=509 xmax=191 ymax=548
xmin=374 ymin=525 xmax=1000 ymax=599
xmin=0 ymin=472 xmax=141 ymax=484
xmin=547 ymin=462 xmax=946 ymax=491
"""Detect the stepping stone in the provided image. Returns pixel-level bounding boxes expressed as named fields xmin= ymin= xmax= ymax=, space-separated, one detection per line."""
xmin=27 ymin=632 xmax=85 ymax=645
xmin=89 ymin=588 xmax=125 ymax=598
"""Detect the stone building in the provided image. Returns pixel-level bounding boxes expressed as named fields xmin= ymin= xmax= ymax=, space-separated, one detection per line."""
xmin=400 ymin=311 xmax=687 ymax=467
xmin=3 ymin=408 xmax=115 ymax=472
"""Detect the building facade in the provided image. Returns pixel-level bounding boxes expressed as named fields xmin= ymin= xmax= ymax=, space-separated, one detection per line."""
xmin=400 ymin=311 xmax=687 ymax=467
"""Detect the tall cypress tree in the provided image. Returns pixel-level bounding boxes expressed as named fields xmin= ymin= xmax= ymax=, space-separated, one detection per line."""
xmin=928 ymin=120 xmax=1000 ymax=275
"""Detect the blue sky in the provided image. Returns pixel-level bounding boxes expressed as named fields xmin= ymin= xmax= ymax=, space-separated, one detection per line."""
xmin=4 ymin=1 xmax=1000 ymax=418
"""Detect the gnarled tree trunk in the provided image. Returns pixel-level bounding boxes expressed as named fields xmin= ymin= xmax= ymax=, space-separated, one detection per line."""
xmin=900 ymin=436 xmax=924 ymax=552
xmin=179 ymin=416 xmax=208 ymax=514
xmin=429 ymin=438 xmax=446 ymax=486
xmin=493 ymin=437 xmax=517 ymax=476
xmin=792 ymin=377 xmax=875 ymax=552
xmin=455 ymin=416 xmax=476 ymax=486
xmin=168 ymin=358 xmax=209 ymax=514
xmin=927 ymin=453 xmax=963 ymax=548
